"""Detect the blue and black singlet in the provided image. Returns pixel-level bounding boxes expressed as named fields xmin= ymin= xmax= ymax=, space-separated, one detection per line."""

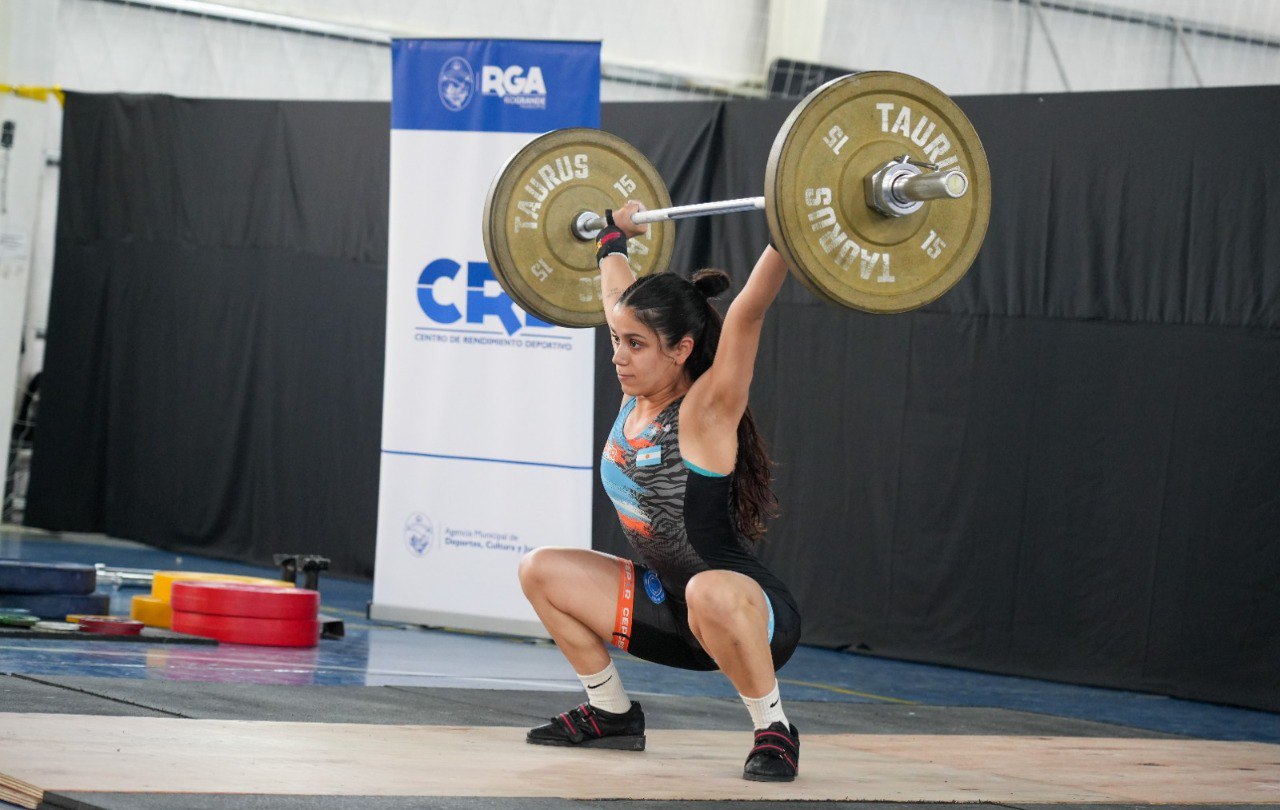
xmin=600 ymin=396 xmax=801 ymax=671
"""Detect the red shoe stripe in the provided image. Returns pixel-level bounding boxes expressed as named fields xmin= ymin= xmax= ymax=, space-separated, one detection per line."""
xmin=755 ymin=730 xmax=795 ymax=744
xmin=582 ymin=705 xmax=603 ymax=737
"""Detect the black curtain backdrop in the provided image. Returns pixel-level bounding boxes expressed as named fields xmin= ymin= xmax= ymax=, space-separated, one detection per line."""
xmin=27 ymin=95 xmax=390 ymax=578
xmin=27 ymin=87 xmax=1280 ymax=712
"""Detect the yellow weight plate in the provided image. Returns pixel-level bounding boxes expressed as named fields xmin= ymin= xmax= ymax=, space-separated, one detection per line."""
xmin=482 ymin=128 xmax=674 ymax=327
xmin=766 ymin=72 xmax=991 ymax=313
xmin=131 ymin=594 xmax=173 ymax=629
xmin=151 ymin=571 xmax=293 ymax=602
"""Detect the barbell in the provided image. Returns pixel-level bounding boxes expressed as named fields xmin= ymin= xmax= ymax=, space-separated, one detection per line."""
xmin=481 ymin=71 xmax=991 ymax=327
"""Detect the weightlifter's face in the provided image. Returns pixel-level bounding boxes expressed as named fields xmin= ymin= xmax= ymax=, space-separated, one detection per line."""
xmin=608 ymin=306 xmax=684 ymax=396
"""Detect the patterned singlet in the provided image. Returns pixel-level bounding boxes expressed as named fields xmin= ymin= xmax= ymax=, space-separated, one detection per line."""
xmin=601 ymin=396 xmax=792 ymax=603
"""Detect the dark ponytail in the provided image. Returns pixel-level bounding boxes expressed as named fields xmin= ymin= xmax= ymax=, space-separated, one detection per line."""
xmin=690 ymin=269 xmax=731 ymax=300
xmin=617 ymin=271 xmax=779 ymax=543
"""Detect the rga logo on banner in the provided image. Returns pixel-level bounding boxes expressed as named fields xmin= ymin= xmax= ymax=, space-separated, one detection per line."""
xmin=405 ymin=512 xmax=435 ymax=557
xmin=481 ymin=64 xmax=547 ymax=109
xmin=437 ymin=58 xmax=547 ymax=112
xmin=438 ymin=57 xmax=475 ymax=111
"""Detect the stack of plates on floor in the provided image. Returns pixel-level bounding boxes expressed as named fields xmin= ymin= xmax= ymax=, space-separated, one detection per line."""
xmin=0 ymin=560 xmax=110 ymax=620
xmin=131 ymin=570 xmax=294 ymax=629
xmin=170 ymin=581 xmax=321 ymax=647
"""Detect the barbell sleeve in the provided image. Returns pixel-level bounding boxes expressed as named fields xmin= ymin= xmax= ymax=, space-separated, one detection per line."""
xmin=893 ymin=169 xmax=969 ymax=203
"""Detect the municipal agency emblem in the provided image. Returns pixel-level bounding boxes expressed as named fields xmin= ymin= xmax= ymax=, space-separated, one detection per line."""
xmin=405 ymin=512 xmax=436 ymax=557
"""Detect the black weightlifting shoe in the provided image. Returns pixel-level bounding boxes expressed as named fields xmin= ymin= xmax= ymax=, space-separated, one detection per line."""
xmin=526 ymin=701 xmax=646 ymax=751
xmin=743 ymin=721 xmax=799 ymax=781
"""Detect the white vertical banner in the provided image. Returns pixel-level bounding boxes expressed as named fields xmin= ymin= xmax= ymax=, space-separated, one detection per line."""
xmin=371 ymin=40 xmax=601 ymax=636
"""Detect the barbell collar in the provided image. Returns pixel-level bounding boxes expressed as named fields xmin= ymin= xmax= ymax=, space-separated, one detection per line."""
xmin=574 ymin=196 xmax=767 ymax=240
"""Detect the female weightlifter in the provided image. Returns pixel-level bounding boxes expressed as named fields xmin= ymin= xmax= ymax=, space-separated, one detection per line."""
xmin=518 ymin=200 xmax=801 ymax=782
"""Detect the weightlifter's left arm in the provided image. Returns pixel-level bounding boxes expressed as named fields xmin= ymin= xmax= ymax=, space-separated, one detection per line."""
xmin=696 ymin=245 xmax=790 ymax=418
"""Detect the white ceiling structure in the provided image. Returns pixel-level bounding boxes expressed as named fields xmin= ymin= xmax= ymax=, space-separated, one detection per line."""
xmin=4 ymin=0 xmax=1279 ymax=100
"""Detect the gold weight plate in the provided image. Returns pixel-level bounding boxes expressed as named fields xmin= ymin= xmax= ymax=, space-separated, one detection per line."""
xmin=482 ymin=128 xmax=674 ymax=328
xmin=766 ymin=72 xmax=991 ymax=313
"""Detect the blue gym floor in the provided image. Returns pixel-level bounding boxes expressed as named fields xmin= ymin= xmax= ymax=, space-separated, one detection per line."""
xmin=1 ymin=526 xmax=1275 ymax=745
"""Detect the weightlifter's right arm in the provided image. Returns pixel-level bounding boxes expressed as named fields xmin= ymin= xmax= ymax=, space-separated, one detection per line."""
xmin=599 ymin=200 xmax=647 ymax=311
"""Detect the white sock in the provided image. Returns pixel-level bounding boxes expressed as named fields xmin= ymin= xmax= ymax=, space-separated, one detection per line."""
xmin=577 ymin=661 xmax=631 ymax=714
xmin=740 ymin=681 xmax=789 ymax=730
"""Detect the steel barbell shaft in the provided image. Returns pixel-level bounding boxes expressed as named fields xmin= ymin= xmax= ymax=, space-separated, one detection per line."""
xmin=94 ymin=564 xmax=155 ymax=588
xmin=576 ymin=196 xmax=766 ymax=238
xmin=576 ymin=167 xmax=968 ymax=240
xmin=631 ymin=196 xmax=766 ymax=224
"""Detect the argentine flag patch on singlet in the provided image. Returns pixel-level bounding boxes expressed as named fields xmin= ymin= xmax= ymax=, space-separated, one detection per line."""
xmin=635 ymin=446 xmax=662 ymax=467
